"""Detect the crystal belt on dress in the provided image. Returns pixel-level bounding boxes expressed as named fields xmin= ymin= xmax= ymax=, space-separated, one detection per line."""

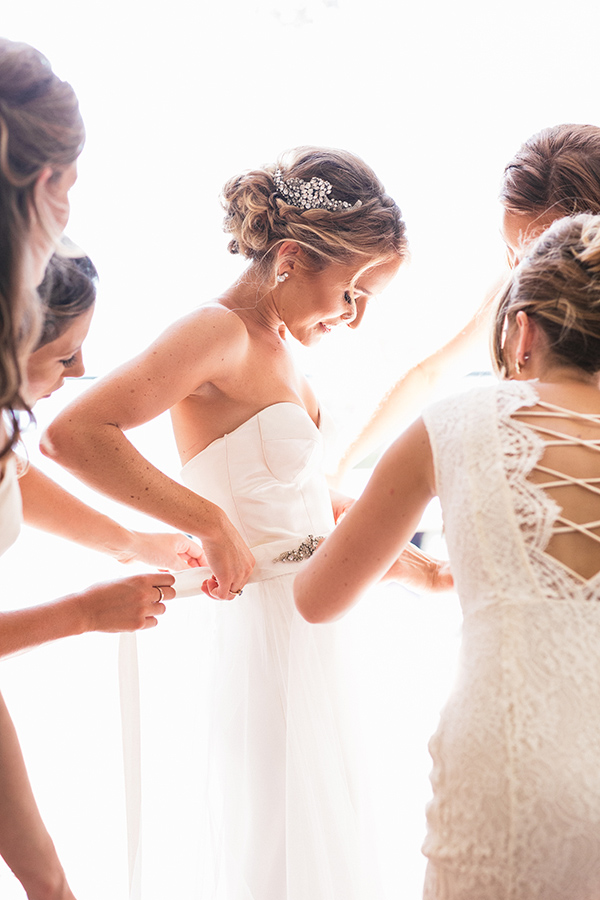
xmin=173 ymin=533 xmax=327 ymax=598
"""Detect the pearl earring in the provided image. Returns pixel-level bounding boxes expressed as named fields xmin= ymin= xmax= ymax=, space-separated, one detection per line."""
xmin=276 ymin=272 xmax=289 ymax=283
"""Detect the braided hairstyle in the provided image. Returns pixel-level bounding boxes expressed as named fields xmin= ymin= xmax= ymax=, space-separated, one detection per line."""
xmin=221 ymin=146 xmax=407 ymax=280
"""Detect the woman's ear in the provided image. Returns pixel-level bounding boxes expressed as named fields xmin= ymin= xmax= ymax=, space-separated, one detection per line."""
xmin=515 ymin=310 xmax=535 ymax=363
xmin=276 ymin=240 xmax=302 ymax=274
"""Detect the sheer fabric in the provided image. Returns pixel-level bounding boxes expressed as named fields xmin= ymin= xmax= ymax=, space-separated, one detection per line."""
xmin=124 ymin=403 xmax=376 ymax=899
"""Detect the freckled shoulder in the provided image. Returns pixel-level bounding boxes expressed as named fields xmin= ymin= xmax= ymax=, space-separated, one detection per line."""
xmin=156 ymin=303 xmax=251 ymax=371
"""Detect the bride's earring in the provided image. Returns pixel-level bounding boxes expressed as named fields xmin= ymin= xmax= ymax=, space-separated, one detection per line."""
xmin=276 ymin=272 xmax=289 ymax=283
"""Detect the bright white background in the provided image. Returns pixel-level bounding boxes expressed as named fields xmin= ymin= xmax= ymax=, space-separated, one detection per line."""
xmin=1 ymin=0 xmax=599 ymax=896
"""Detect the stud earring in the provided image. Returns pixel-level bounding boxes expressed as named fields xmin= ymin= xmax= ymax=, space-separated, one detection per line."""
xmin=276 ymin=272 xmax=289 ymax=283
xmin=515 ymin=353 xmax=529 ymax=375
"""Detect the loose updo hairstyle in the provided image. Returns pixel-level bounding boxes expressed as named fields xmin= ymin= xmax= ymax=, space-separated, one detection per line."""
xmin=0 ymin=38 xmax=84 ymax=457
xmin=221 ymin=146 xmax=407 ymax=280
xmin=501 ymin=124 xmax=600 ymax=218
xmin=493 ymin=213 xmax=600 ymax=377
xmin=36 ymin=253 xmax=98 ymax=349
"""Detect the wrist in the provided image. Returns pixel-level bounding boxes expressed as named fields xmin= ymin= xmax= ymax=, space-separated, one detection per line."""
xmin=197 ymin=500 xmax=231 ymax=544
xmin=108 ymin=527 xmax=139 ymax=563
xmin=63 ymin=592 xmax=91 ymax=636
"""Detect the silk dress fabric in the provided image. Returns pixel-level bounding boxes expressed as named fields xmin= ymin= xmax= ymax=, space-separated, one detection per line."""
xmin=421 ymin=380 xmax=600 ymax=900
xmin=165 ymin=403 xmax=371 ymax=899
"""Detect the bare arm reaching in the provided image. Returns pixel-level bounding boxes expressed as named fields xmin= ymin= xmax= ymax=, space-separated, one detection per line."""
xmin=0 ymin=572 xmax=174 ymax=659
xmin=295 ymin=417 xmax=437 ymax=622
xmin=19 ymin=462 xmax=207 ymax=570
xmin=41 ymin=307 xmax=255 ymax=599
xmin=332 ymin=281 xmax=502 ymax=487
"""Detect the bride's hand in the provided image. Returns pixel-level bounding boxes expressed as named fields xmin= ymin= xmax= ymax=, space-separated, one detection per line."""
xmin=115 ymin=531 xmax=208 ymax=570
xmin=198 ymin=512 xmax=255 ymax=601
xmin=383 ymin=543 xmax=454 ymax=593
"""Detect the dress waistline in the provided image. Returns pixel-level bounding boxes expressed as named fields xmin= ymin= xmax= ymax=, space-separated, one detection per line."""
xmin=173 ymin=533 xmax=328 ymax=598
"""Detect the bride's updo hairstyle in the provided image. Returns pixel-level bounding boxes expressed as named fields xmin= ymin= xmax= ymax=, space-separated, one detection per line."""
xmin=0 ymin=38 xmax=84 ymax=457
xmin=221 ymin=146 xmax=407 ymax=279
xmin=493 ymin=213 xmax=600 ymax=376
xmin=501 ymin=124 xmax=600 ymax=217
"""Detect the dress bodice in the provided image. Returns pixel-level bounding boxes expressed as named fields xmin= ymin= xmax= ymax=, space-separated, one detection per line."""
xmin=0 ymin=455 xmax=22 ymax=558
xmin=180 ymin=402 xmax=335 ymax=551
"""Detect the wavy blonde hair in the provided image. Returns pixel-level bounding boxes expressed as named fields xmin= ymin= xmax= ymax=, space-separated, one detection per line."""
xmin=493 ymin=213 xmax=600 ymax=376
xmin=221 ymin=146 xmax=407 ymax=278
xmin=0 ymin=38 xmax=84 ymax=457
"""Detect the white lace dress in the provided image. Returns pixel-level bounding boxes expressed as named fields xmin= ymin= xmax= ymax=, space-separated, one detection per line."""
xmin=421 ymin=380 xmax=600 ymax=900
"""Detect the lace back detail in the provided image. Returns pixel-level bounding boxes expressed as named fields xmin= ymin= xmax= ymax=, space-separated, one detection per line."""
xmin=503 ymin=391 xmax=600 ymax=587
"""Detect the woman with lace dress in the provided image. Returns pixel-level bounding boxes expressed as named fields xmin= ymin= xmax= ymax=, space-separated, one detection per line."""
xmin=296 ymin=212 xmax=600 ymax=900
xmin=42 ymin=148 xmax=452 ymax=898
xmin=332 ymin=123 xmax=600 ymax=488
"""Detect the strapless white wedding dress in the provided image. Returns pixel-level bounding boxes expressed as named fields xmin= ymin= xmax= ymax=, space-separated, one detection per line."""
xmin=172 ymin=403 xmax=371 ymax=900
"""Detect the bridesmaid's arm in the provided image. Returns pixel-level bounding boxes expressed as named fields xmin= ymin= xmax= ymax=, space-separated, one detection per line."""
xmin=332 ymin=282 xmax=502 ymax=488
xmin=329 ymin=488 xmax=355 ymax=523
xmin=295 ymin=418 xmax=436 ymax=623
xmin=0 ymin=572 xmax=175 ymax=659
xmin=18 ymin=462 xmax=206 ymax=570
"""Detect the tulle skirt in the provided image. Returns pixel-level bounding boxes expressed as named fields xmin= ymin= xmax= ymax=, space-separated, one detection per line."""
xmin=121 ymin=569 xmax=376 ymax=900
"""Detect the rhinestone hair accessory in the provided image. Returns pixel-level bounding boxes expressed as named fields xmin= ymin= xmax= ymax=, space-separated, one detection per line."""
xmin=274 ymin=169 xmax=362 ymax=212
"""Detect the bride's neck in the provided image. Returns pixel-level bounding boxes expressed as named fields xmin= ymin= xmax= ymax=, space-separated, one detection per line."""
xmin=220 ymin=265 xmax=283 ymax=334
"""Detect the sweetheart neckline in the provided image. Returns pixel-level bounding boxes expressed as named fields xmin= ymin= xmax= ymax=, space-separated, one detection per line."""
xmin=181 ymin=401 xmax=321 ymax=471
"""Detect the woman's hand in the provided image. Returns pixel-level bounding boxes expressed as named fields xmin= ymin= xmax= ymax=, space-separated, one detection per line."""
xmin=115 ymin=531 xmax=208 ymax=570
xmin=0 ymin=573 xmax=177 ymax=658
xmin=75 ymin=573 xmax=176 ymax=633
xmin=329 ymin=488 xmax=355 ymax=523
xmin=196 ymin=509 xmax=255 ymax=600
xmin=383 ymin=543 xmax=454 ymax=593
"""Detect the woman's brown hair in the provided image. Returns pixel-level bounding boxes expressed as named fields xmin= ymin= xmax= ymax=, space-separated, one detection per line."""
xmin=0 ymin=38 xmax=84 ymax=457
xmin=501 ymin=124 xmax=600 ymax=218
xmin=493 ymin=213 xmax=600 ymax=376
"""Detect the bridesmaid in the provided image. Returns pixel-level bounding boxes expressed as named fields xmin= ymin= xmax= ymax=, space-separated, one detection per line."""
xmin=295 ymin=211 xmax=600 ymax=900
xmin=332 ymin=124 xmax=600 ymax=486
xmin=0 ymin=39 xmax=195 ymax=897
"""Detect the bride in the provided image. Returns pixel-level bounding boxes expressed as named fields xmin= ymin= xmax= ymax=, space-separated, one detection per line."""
xmin=41 ymin=147 xmax=437 ymax=898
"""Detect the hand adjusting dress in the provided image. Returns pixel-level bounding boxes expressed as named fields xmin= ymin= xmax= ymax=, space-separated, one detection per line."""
xmin=174 ymin=402 xmax=370 ymax=900
xmin=422 ymin=381 xmax=600 ymax=900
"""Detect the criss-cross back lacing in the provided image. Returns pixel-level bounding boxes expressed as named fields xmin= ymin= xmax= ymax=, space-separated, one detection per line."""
xmin=512 ymin=400 xmax=600 ymax=581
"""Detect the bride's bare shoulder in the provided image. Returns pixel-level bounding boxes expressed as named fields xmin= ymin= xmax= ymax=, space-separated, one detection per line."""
xmin=160 ymin=302 xmax=250 ymax=354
